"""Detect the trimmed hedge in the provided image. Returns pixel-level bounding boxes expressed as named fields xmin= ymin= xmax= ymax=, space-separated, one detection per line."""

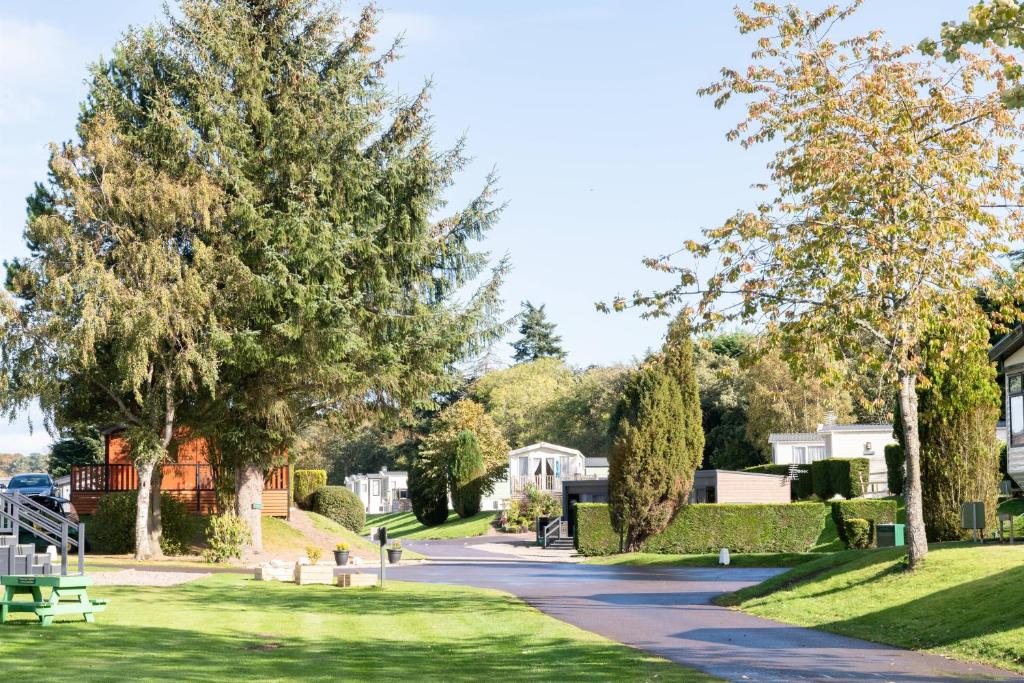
xmin=831 ymin=498 xmax=897 ymax=548
xmin=743 ymin=463 xmax=813 ymax=499
xmin=293 ymin=469 xmax=327 ymax=508
xmin=884 ymin=444 xmax=905 ymax=496
xmin=310 ymin=485 xmax=365 ymax=532
xmin=843 ymin=518 xmax=872 ymax=549
xmin=744 ymin=464 xmax=789 ymax=476
xmin=811 ymin=458 xmax=869 ymax=499
xmin=90 ymin=491 xmax=195 ymax=555
xmin=576 ymin=502 xmax=830 ymax=556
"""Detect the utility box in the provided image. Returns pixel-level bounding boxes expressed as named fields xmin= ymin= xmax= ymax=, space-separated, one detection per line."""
xmin=961 ymin=502 xmax=986 ymax=530
xmin=876 ymin=523 xmax=905 ymax=547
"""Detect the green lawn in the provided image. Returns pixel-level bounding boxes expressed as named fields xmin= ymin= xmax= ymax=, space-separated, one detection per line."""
xmin=0 ymin=573 xmax=713 ymax=682
xmin=585 ymin=552 xmax=831 ymax=568
xmin=364 ymin=510 xmax=498 ymax=540
xmin=717 ymin=543 xmax=1024 ymax=673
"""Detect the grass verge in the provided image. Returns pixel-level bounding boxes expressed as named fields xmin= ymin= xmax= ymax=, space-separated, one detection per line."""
xmin=715 ymin=542 xmax=1024 ymax=673
xmin=0 ymin=573 xmax=715 ymax=681
xmin=364 ymin=510 xmax=498 ymax=540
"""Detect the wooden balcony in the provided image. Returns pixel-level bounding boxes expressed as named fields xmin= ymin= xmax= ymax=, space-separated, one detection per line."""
xmin=70 ymin=463 xmax=290 ymax=517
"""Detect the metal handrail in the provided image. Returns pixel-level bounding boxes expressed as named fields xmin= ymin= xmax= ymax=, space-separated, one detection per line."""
xmin=0 ymin=491 xmax=85 ymax=576
xmin=539 ymin=515 xmax=561 ymax=548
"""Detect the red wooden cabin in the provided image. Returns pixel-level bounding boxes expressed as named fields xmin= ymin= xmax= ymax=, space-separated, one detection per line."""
xmin=70 ymin=429 xmax=290 ymax=517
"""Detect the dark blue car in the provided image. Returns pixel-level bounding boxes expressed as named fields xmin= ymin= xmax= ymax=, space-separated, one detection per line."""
xmin=6 ymin=473 xmax=55 ymax=497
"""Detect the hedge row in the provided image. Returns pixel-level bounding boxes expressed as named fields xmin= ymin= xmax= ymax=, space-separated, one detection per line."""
xmin=831 ymin=498 xmax=897 ymax=547
xmin=811 ymin=458 xmax=869 ymax=499
xmin=743 ymin=463 xmax=813 ymax=499
xmin=575 ymin=502 xmax=830 ymax=555
xmin=293 ymin=469 xmax=327 ymax=508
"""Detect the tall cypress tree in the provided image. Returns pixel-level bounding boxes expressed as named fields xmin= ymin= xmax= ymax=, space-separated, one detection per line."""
xmin=511 ymin=302 xmax=566 ymax=363
xmin=608 ymin=319 xmax=704 ymax=551
xmin=449 ymin=431 xmax=485 ymax=518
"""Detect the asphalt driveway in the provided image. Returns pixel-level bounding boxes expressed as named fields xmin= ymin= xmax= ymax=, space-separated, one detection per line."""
xmin=391 ymin=549 xmax=1020 ymax=682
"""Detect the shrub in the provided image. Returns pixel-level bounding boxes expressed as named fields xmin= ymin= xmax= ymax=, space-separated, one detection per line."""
xmin=311 ymin=485 xmax=366 ymax=532
xmin=831 ymin=499 xmax=896 ymax=548
xmin=884 ymin=444 xmax=905 ymax=496
xmin=293 ymin=469 xmax=327 ymax=508
xmin=203 ymin=512 xmax=250 ymax=563
xmin=810 ymin=458 xmax=870 ymax=499
xmin=576 ymin=502 xmax=830 ymax=556
xmin=90 ymin=491 xmax=195 ymax=555
xmin=502 ymin=484 xmax=561 ymax=532
xmin=843 ymin=518 xmax=872 ymax=549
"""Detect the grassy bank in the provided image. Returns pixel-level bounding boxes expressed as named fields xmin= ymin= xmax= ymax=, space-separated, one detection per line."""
xmin=0 ymin=574 xmax=713 ymax=681
xmin=364 ymin=510 xmax=498 ymax=540
xmin=717 ymin=543 xmax=1024 ymax=673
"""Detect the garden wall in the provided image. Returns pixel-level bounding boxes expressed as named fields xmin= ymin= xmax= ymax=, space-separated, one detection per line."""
xmin=575 ymin=502 xmax=831 ymax=556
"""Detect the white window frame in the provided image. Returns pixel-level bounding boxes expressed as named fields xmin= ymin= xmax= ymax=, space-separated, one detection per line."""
xmin=792 ymin=446 xmax=807 ymax=464
xmin=371 ymin=479 xmax=381 ymax=496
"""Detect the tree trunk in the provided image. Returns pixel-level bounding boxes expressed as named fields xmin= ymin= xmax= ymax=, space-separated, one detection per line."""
xmin=235 ymin=462 xmax=264 ymax=554
xmin=897 ymin=372 xmax=928 ymax=569
xmin=134 ymin=459 xmax=156 ymax=560
xmin=148 ymin=464 xmax=164 ymax=559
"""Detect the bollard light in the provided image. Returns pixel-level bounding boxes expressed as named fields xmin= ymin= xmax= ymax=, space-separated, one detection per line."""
xmin=719 ymin=547 xmax=731 ymax=566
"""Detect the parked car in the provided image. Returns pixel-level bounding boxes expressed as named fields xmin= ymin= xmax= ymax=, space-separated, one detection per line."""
xmin=6 ymin=473 xmax=55 ymax=497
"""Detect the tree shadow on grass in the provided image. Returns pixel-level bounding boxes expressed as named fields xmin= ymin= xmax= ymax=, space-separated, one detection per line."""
xmin=0 ymin=620 xmax=705 ymax=682
xmin=817 ymin=563 xmax=1024 ymax=671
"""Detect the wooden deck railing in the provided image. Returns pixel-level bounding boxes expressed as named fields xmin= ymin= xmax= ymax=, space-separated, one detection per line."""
xmin=71 ymin=464 xmax=289 ymax=493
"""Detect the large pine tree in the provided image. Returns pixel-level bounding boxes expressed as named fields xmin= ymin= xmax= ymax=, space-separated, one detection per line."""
xmin=511 ymin=302 xmax=566 ymax=363
xmin=608 ymin=319 xmax=704 ymax=551
xmin=3 ymin=0 xmax=507 ymax=553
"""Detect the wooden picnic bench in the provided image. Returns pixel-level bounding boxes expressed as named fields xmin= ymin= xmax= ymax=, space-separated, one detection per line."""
xmin=0 ymin=575 xmax=107 ymax=626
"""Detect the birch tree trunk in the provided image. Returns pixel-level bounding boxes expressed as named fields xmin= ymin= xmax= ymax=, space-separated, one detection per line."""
xmin=134 ymin=459 xmax=156 ymax=560
xmin=897 ymin=372 xmax=929 ymax=569
xmin=148 ymin=464 xmax=164 ymax=559
xmin=235 ymin=463 xmax=264 ymax=554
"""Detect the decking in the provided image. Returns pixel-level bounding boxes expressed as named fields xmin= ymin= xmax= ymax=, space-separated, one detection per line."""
xmin=70 ymin=464 xmax=290 ymax=517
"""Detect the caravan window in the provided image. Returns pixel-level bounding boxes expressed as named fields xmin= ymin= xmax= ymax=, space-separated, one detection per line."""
xmin=1010 ymin=373 xmax=1024 ymax=447
xmin=371 ymin=480 xmax=380 ymax=496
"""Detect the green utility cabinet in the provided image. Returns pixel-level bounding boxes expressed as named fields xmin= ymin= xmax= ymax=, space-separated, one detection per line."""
xmin=876 ymin=523 xmax=905 ymax=547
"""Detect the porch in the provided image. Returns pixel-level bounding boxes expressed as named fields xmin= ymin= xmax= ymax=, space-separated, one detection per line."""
xmin=510 ymin=474 xmax=599 ymax=498
xmin=70 ymin=463 xmax=290 ymax=517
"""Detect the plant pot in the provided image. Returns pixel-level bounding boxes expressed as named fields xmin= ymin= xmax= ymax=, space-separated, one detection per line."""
xmin=387 ymin=549 xmax=403 ymax=564
xmin=334 ymin=550 xmax=350 ymax=566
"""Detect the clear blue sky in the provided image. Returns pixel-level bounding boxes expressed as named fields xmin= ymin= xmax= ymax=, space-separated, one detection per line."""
xmin=0 ymin=0 xmax=969 ymax=453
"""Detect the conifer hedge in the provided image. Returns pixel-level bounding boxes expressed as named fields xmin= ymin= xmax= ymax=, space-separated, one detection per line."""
xmin=575 ymin=502 xmax=831 ymax=555
xmin=810 ymin=458 xmax=869 ymax=499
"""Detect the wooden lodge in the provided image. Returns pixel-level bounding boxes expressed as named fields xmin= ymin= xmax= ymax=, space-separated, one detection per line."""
xmin=70 ymin=429 xmax=290 ymax=517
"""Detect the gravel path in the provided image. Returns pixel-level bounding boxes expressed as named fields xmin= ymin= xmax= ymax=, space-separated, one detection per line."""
xmin=89 ymin=569 xmax=211 ymax=586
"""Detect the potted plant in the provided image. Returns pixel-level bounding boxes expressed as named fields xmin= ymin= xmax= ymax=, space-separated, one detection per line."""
xmin=333 ymin=542 xmax=350 ymax=566
xmin=387 ymin=540 xmax=403 ymax=564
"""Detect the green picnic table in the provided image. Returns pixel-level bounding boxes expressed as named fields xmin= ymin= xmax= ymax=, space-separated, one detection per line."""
xmin=0 ymin=575 xmax=108 ymax=626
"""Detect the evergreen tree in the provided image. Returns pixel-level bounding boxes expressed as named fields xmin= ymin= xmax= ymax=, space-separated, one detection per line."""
xmin=449 ymin=431 xmax=485 ymax=518
xmin=916 ymin=325 xmax=1002 ymax=540
xmin=608 ymin=319 xmax=704 ymax=551
xmin=408 ymin=453 xmax=448 ymax=526
xmin=48 ymin=429 xmax=104 ymax=478
xmin=511 ymin=302 xmax=566 ymax=363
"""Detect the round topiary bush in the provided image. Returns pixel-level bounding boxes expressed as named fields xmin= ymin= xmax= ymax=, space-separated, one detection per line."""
xmin=90 ymin=491 xmax=195 ymax=555
xmin=310 ymin=485 xmax=365 ymax=532
xmin=843 ymin=517 xmax=872 ymax=549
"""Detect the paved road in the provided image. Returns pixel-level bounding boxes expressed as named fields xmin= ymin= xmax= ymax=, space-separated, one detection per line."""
xmin=391 ymin=543 xmax=1020 ymax=682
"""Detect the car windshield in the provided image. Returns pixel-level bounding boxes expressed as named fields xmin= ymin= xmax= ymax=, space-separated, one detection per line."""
xmin=9 ymin=475 xmax=50 ymax=488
